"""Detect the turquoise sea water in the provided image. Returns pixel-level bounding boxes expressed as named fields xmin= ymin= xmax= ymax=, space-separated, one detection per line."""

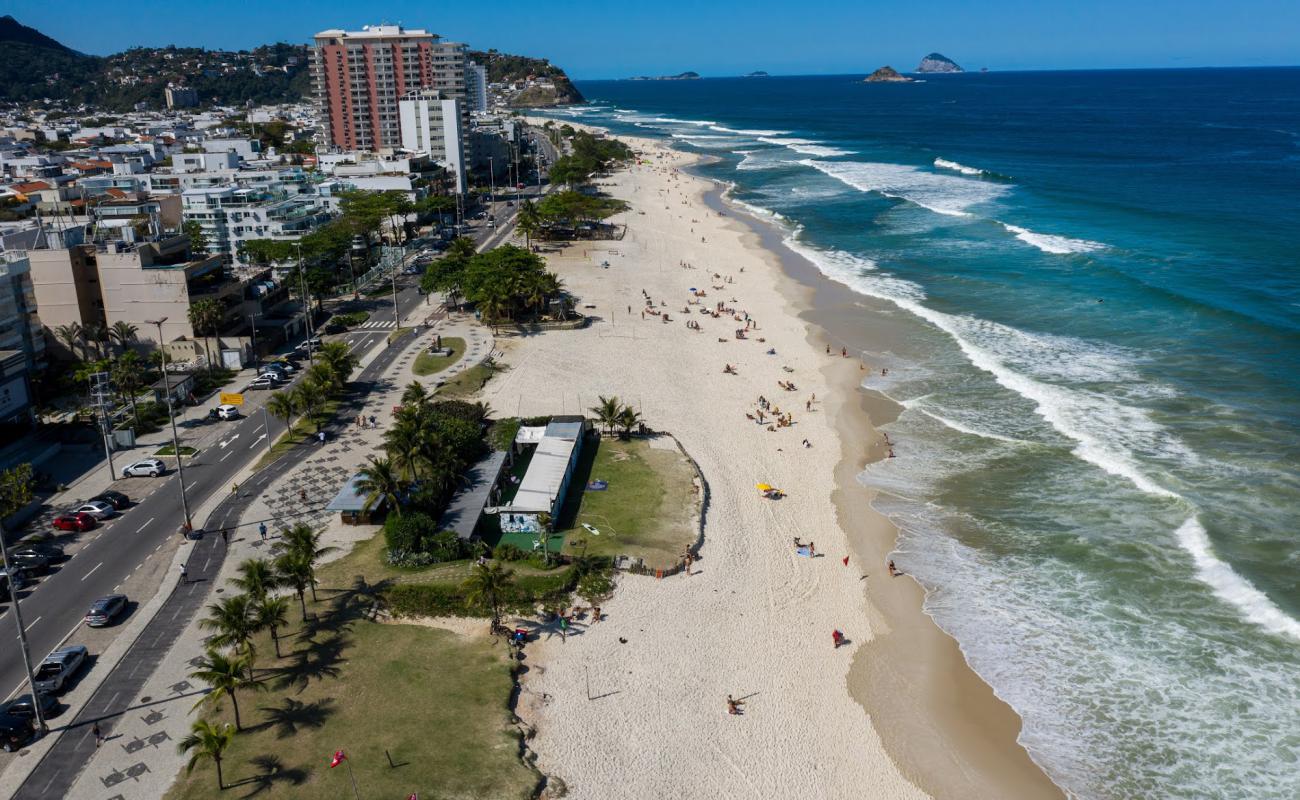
xmin=551 ymin=69 xmax=1300 ymax=799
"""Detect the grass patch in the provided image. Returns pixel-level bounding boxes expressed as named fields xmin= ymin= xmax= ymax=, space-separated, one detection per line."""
xmin=387 ymin=327 xmax=413 ymax=344
xmin=561 ymin=437 xmax=700 ymax=570
xmin=332 ymin=311 xmax=370 ymax=328
xmin=254 ymin=398 xmax=342 ymax=469
xmin=412 ymin=337 xmax=466 ymax=376
xmin=164 ymin=588 xmax=537 ymax=800
xmin=154 ymin=444 xmax=198 ymax=457
xmin=436 ymin=360 xmax=501 ymax=399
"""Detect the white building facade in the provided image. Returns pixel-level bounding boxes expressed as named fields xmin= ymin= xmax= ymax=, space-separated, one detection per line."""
xmin=398 ymin=91 xmax=467 ymax=193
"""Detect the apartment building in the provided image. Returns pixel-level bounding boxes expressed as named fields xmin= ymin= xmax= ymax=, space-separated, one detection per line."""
xmin=25 ymin=225 xmax=105 ymax=356
xmin=398 ymin=91 xmax=467 ymax=193
xmin=181 ymin=187 xmax=333 ymax=265
xmin=311 ymin=24 xmax=468 ymax=153
xmin=466 ymin=61 xmax=489 ymax=113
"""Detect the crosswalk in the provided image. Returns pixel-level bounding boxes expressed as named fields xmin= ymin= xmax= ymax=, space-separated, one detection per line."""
xmin=355 ymin=320 xmax=399 ymax=330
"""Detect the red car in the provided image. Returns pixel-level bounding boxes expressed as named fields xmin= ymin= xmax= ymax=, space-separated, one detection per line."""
xmin=53 ymin=512 xmax=96 ymax=532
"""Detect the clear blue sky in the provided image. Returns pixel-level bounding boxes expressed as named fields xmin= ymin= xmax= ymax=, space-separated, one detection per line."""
xmin=5 ymin=0 xmax=1298 ymax=77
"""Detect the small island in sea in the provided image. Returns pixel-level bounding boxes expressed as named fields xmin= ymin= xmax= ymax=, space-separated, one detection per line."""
xmin=864 ymin=66 xmax=914 ymax=83
xmin=628 ymin=71 xmax=700 ymax=81
xmin=916 ymin=52 xmax=963 ymax=73
xmin=745 ymin=70 xmax=770 ymax=77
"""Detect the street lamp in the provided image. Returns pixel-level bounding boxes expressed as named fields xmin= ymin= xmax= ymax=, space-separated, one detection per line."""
xmin=488 ymin=155 xmax=496 ymax=214
xmin=0 ymin=526 xmax=48 ymax=736
xmin=294 ymin=242 xmax=315 ymax=366
xmin=145 ymin=317 xmax=193 ymax=530
xmin=248 ymin=312 xmax=262 ymax=371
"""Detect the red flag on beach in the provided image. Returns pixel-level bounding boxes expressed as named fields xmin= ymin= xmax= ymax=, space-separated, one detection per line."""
xmin=329 ymin=750 xmax=346 ymax=768
xmin=842 ymin=556 xmax=849 ymax=566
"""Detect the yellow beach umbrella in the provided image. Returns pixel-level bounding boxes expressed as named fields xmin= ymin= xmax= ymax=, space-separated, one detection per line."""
xmin=756 ymin=483 xmax=773 ymax=492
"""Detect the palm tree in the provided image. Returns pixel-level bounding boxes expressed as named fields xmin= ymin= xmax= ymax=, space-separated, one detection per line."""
xmin=190 ymin=648 xmax=262 ymax=730
xmin=291 ymin=380 xmax=326 ymax=432
xmin=199 ymin=594 xmax=259 ymax=678
xmin=253 ymin=595 xmax=291 ymax=659
xmin=266 ymin=390 xmax=296 ymax=437
xmin=110 ymin=350 xmax=148 ymax=431
xmin=356 ymin=455 xmax=404 ymax=519
xmin=177 ymin=719 xmax=235 ymax=790
xmin=384 ymin=418 xmax=426 ymax=482
xmin=108 ymin=320 xmax=138 ymax=353
xmin=54 ymin=322 xmax=84 ymax=360
xmin=275 ymin=523 xmax=335 ymax=602
xmin=188 ymin=298 xmax=225 ymax=372
xmin=517 ymin=200 xmax=541 ymax=248
xmin=590 ymin=395 xmax=622 ymax=437
xmin=317 ymin=341 xmax=357 ymax=385
xmin=231 ymin=558 xmax=278 ymax=599
xmin=305 ymin=361 xmax=338 ymax=392
xmin=616 ymin=404 xmax=643 ymax=439
xmin=401 ymin=381 xmax=430 ymax=408
xmin=478 ymin=293 xmax=509 ymax=334
xmin=461 ymin=561 xmax=516 ymax=632
xmin=82 ymin=321 xmax=109 ymax=360
xmin=274 ymin=552 xmax=314 ymax=621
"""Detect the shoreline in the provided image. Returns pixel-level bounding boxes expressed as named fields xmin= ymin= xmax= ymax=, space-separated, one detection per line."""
xmin=696 ymin=182 xmax=1063 ymax=798
xmin=512 ymin=119 xmax=1059 ymax=798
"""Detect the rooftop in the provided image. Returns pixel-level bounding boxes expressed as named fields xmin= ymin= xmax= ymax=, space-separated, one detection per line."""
xmin=314 ymin=25 xmax=437 ymax=41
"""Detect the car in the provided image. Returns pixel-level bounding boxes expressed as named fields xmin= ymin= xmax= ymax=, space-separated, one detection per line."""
xmin=0 ymin=713 xmax=35 ymax=752
xmin=9 ymin=551 xmax=51 ymax=576
xmin=0 ymin=570 xmax=26 ymax=600
xmin=266 ymin=359 xmax=296 ymax=373
xmin=16 ymin=543 xmax=67 ymax=563
xmin=259 ymin=364 xmax=289 ymax=378
xmin=84 ymin=594 xmax=127 ymax=627
xmin=53 ymin=512 xmax=96 ymax=532
xmin=247 ymin=375 xmax=278 ymax=390
xmin=216 ymin=404 xmax=241 ymax=420
xmin=90 ymin=490 xmax=129 ymax=510
xmin=32 ymin=645 xmax=88 ymax=695
xmin=296 ymin=337 xmax=322 ymax=351
xmin=71 ymin=500 xmax=117 ymax=520
xmin=1 ymin=693 xmax=59 ymax=722
xmin=121 ymin=459 xmax=165 ymax=478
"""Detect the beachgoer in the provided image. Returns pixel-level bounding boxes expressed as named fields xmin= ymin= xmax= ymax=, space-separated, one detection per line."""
xmin=727 ymin=695 xmax=744 ymax=715
xmin=888 ymin=560 xmax=900 ymax=577
xmin=832 ymin=629 xmax=845 ymax=648
xmin=317 ymin=430 xmax=326 ymax=445
xmin=300 ymin=489 xmax=308 ymax=503
xmin=259 ymin=522 xmax=267 ymax=541
xmin=93 ymin=722 xmax=104 ymax=746
xmin=180 ymin=562 xmax=188 ymax=584
xmin=592 ymin=607 xmax=601 ymax=623
xmin=559 ymin=615 xmax=569 ymax=642
xmin=808 ymin=541 xmax=816 ymax=557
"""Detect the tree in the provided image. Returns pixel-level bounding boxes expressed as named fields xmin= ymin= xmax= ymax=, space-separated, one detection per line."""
xmin=275 ymin=523 xmax=335 ymax=602
xmin=187 ymin=298 xmax=225 ymax=372
xmin=110 ymin=350 xmax=148 ymax=431
xmin=316 ymin=341 xmax=357 ymax=387
xmin=461 ymin=561 xmax=515 ymax=632
xmin=590 ymin=395 xmax=622 ymax=437
xmin=384 ymin=419 xmax=425 ymax=483
xmin=253 ymin=595 xmax=291 ymax=659
xmin=183 ymin=220 xmax=209 ymax=256
xmin=81 ymin=321 xmax=109 ymax=360
xmin=274 ymin=552 xmax=314 ymax=622
xmin=401 ymin=381 xmax=430 ymax=409
xmin=189 ymin=648 xmax=262 ymax=731
xmin=617 ymin=404 xmax=643 ymax=438
xmin=291 ymin=379 xmax=326 ymax=432
xmin=517 ymin=200 xmax=541 ymax=247
xmin=231 ymin=558 xmax=278 ymax=599
xmin=108 ymin=320 xmax=138 ymax=353
xmin=199 ymin=595 xmax=259 ymax=679
xmin=177 ymin=719 xmax=235 ymax=790
xmin=356 ymin=455 xmax=404 ymax=518
xmin=54 ymin=322 xmax=84 ymax=360
xmin=266 ymin=390 xmax=296 ymax=436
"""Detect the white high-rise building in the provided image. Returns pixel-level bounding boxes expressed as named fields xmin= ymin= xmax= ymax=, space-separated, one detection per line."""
xmin=398 ymin=90 xmax=467 ymax=193
xmin=466 ymin=61 xmax=489 ymax=113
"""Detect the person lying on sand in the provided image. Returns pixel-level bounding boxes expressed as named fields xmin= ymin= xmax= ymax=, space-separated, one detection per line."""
xmin=727 ymin=695 xmax=745 ymax=715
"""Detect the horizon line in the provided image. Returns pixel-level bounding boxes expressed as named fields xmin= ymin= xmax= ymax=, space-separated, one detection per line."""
xmin=570 ymin=63 xmax=1300 ymax=82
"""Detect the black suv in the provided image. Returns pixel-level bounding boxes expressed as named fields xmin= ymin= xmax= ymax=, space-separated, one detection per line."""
xmin=1 ymin=693 xmax=58 ymax=722
xmin=0 ymin=713 xmax=34 ymax=752
xmin=90 ymin=490 xmax=130 ymax=510
xmin=9 ymin=551 xmax=51 ymax=576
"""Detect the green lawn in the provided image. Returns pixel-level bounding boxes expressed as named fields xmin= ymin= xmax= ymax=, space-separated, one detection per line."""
xmin=387 ymin=327 xmax=414 ymax=345
xmin=155 ymin=445 xmax=198 ymax=456
xmin=436 ymin=362 xmax=500 ymax=399
xmin=165 ymin=588 xmax=538 ymax=800
xmin=316 ymin=529 xmax=562 ymax=590
xmin=412 ymin=337 xmax=466 ymax=376
xmin=254 ymin=399 xmax=342 ymax=470
xmin=561 ymin=437 xmax=700 ymax=570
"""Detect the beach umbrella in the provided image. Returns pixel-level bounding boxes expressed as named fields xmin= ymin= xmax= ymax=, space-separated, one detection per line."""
xmin=756 ymin=483 xmax=773 ymax=492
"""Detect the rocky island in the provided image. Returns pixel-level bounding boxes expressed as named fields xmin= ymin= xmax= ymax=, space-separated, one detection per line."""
xmin=916 ymin=52 xmax=963 ymax=73
xmin=864 ymin=66 xmax=914 ymax=83
xmin=628 ymin=71 xmax=700 ymax=81
xmin=745 ymin=71 xmax=770 ymax=78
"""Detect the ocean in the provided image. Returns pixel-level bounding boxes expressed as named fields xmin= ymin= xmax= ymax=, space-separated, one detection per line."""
xmin=548 ymin=68 xmax=1300 ymax=799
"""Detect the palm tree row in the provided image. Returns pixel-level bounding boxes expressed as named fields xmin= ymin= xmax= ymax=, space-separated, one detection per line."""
xmin=265 ymin=341 xmax=358 ymax=436
xmin=54 ymin=319 xmax=139 ymax=361
xmin=589 ymin=395 xmax=643 ymax=438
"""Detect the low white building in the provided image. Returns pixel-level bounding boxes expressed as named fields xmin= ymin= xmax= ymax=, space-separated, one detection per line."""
xmin=181 ymin=187 xmax=333 ymax=265
xmin=398 ymin=90 xmax=467 ymax=193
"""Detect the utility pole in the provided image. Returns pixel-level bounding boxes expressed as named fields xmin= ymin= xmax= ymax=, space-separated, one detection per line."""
xmin=0 ymin=524 xmax=48 ymax=737
xmin=488 ymin=155 xmax=496 ymax=217
xmin=146 ymin=318 xmax=192 ymax=530
xmin=248 ymin=312 xmax=261 ymax=371
xmin=89 ymin=371 xmax=117 ymax=481
xmin=294 ymin=242 xmax=315 ymax=365
xmin=390 ymin=251 xmax=399 ymax=323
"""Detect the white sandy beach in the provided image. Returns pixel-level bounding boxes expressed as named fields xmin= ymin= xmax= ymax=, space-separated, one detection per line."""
xmin=492 ymin=132 xmax=930 ymax=799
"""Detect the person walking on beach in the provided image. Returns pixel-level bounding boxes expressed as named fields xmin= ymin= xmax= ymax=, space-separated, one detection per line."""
xmin=259 ymin=522 xmax=267 ymax=541
xmin=93 ymin=722 xmax=104 ymax=747
xmin=832 ymin=629 xmax=845 ymax=648
xmin=558 ymin=615 xmax=569 ymax=642
xmin=592 ymin=606 xmax=601 ymax=623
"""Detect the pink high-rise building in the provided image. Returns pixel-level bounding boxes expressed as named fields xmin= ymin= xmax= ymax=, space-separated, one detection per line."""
xmin=311 ymin=25 xmax=468 ymax=152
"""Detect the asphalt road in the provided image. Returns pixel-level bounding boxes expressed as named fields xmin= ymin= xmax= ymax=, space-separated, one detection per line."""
xmin=0 ymin=194 xmax=525 ymax=714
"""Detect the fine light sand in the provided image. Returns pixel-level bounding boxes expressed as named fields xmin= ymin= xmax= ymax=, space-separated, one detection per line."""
xmin=498 ymin=127 xmax=1058 ymax=798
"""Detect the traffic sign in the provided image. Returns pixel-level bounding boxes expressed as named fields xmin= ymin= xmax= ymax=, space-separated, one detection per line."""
xmin=220 ymin=392 xmax=244 ymax=406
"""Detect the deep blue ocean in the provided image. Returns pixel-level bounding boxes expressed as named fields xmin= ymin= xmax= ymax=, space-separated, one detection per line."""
xmin=551 ymin=68 xmax=1300 ymax=799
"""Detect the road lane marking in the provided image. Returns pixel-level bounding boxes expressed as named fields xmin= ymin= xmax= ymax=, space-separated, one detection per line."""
xmin=80 ymin=562 xmax=103 ymax=581
xmin=23 ymin=616 xmax=40 ymax=632
xmin=135 ymin=517 xmax=155 ymax=533
xmin=220 ymin=451 xmax=232 ymax=461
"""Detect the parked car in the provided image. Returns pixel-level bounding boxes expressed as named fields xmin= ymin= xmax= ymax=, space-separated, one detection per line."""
xmin=71 ymin=500 xmax=117 ymax=520
xmin=0 ymin=713 xmax=34 ymax=752
xmin=121 ymin=459 xmax=165 ymax=478
xmin=84 ymin=594 xmax=128 ymax=627
xmin=90 ymin=490 xmax=129 ymax=510
xmin=295 ymin=337 xmax=322 ymax=352
xmin=9 ymin=551 xmax=51 ymax=576
xmin=266 ymin=358 xmax=296 ymax=372
xmin=247 ymin=375 xmax=278 ymax=390
xmin=1 ymin=693 xmax=58 ymax=722
xmin=259 ymin=364 xmax=290 ymax=378
xmin=216 ymin=404 xmax=241 ymax=420
xmin=52 ymin=512 xmax=96 ymax=532
xmin=16 ymin=543 xmax=67 ymax=563
xmin=32 ymin=645 xmax=87 ymax=695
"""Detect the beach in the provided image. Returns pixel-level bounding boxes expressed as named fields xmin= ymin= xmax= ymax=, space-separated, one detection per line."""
xmin=500 ymin=125 xmax=1060 ymax=798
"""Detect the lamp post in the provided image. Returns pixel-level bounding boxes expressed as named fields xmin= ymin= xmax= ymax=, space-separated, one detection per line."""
xmin=488 ymin=155 xmax=496 ymax=216
xmin=146 ymin=317 xmax=192 ymax=530
xmin=0 ymin=525 xmax=47 ymax=736
xmin=248 ymin=312 xmax=262 ymax=371
xmin=294 ymin=242 xmax=315 ymax=366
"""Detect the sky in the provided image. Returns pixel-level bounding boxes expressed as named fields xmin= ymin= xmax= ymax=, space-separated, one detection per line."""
xmin=4 ymin=0 xmax=1299 ymax=78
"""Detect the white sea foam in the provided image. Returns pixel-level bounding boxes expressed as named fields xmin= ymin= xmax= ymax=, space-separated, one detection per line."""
xmin=1001 ymin=223 xmax=1106 ymax=255
xmin=650 ymin=116 xmax=716 ymax=126
xmin=734 ymin=150 xmax=790 ymax=171
xmin=1176 ymin=517 xmax=1300 ymax=641
xmin=902 ymin=400 xmax=1028 ymax=444
xmin=669 ymin=133 xmax=733 ymax=140
xmin=798 ymin=158 xmax=1008 ymax=217
xmin=709 ymin=125 xmax=791 ymax=136
xmin=757 ymin=136 xmax=854 ymax=157
xmin=934 ymin=157 xmax=987 ymax=176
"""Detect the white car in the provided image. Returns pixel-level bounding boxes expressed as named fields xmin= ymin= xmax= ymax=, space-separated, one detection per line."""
xmin=216 ymin=404 xmax=241 ymax=420
xmin=121 ymin=459 xmax=165 ymax=478
xmin=71 ymin=500 xmax=117 ymax=520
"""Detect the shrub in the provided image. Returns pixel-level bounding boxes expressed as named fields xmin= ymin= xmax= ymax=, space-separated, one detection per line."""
xmin=438 ymin=416 xmax=487 ymax=464
xmin=386 ymin=549 xmax=440 ymax=568
xmin=493 ymin=543 xmax=525 ymax=561
xmin=431 ymin=400 xmax=488 ymax=425
xmin=577 ymin=570 xmax=615 ymax=601
xmin=384 ymin=512 xmax=439 ymax=554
